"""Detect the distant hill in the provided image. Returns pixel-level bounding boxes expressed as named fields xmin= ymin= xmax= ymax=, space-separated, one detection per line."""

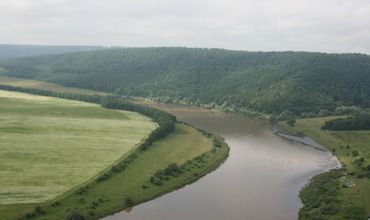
xmin=0 ymin=44 xmax=103 ymax=59
xmin=1 ymin=47 xmax=369 ymax=115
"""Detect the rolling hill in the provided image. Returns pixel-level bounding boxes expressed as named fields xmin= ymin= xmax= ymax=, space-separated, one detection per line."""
xmin=1 ymin=47 xmax=369 ymax=114
xmin=0 ymin=44 xmax=103 ymax=59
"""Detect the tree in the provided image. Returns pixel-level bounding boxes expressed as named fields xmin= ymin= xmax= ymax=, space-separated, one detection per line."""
xmin=287 ymin=118 xmax=296 ymax=127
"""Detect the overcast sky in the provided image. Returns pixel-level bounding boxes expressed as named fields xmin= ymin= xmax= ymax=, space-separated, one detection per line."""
xmin=1 ymin=0 xmax=370 ymax=53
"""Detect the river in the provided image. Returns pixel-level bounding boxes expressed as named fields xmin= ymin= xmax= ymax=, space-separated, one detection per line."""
xmin=103 ymin=104 xmax=339 ymax=220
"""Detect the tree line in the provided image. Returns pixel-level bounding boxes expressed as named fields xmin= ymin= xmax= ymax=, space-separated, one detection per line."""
xmin=1 ymin=47 xmax=370 ymax=116
xmin=322 ymin=113 xmax=370 ymax=131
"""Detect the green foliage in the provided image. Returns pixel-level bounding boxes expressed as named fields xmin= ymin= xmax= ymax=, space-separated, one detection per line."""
xmin=64 ymin=209 xmax=85 ymax=220
xmin=125 ymin=198 xmax=134 ymax=207
xmin=2 ymin=48 xmax=370 ymax=114
xmin=279 ymin=116 xmax=370 ymax=219
xmin=343 ymin=206 xmax=367 ymax=220
xmin=299 ymin=171 xmax=342 ymax=220
xmin=287 ymin=118 xmax=296 ymax=127
xmin=322 ymin=113 xmax=370 ymax=131
xmin=352 ymin=150 xmax=359 ymax=157
xmin=163 ymin=163 xmax=181 ymax=176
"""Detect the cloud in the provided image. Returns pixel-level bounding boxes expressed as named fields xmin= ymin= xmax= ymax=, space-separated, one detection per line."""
xmin=0 ymin=0 xmax=369 ymax=53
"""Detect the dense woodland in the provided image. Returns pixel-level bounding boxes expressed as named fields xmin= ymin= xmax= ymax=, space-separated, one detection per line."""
xmin=1 ymin=47 xmax=370 ymax=115
xmin=322 ymin=113 xmax=370 ymax=131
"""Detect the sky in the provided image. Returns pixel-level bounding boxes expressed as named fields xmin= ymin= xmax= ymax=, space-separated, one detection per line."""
xmin=1 ymin=0 xmax=370 ymax=53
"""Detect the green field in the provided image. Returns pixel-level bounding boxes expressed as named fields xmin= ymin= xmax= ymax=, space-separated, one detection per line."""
xmin=0 ymin=90 xmax=156 ymax=204
xmin=0 ymin=89 xmax=229 ymax=220
xmin=0 ymin=76 xmax=107 ymax=95
xmin=279 ymin=117 xmax=370 ymax=220
xmin=1 ymin=123 xmax=228 ymax=220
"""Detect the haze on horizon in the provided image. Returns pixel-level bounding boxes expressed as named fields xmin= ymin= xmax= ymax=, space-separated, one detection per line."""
xmin=1 ymin=0 xmax=370 ymax=54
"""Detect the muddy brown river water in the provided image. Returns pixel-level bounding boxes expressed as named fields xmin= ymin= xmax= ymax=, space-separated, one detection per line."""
xmin=103 ymin=104 xmax=339 ymax=220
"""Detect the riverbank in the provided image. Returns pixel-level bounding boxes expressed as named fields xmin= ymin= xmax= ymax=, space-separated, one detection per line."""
xmin=0 ymin=87 xmax=230 ymax=220
xmin=0 ymin=78 xmax=346 ymax=219
xmin=278 ymin=118 xmax=370 ymax=220
xmin=1 ymin=122 xmax=229 ymax=220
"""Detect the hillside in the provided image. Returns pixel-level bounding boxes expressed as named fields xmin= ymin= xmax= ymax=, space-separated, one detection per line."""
xmin=1 ymin=47 xmax=370 ymax=114
xmin=0 ymin=44 xmax=103 ymax=59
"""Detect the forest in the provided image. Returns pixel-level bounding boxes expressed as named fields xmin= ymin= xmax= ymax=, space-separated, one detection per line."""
xmin=1 ymin=47 xmax=370 ymax=115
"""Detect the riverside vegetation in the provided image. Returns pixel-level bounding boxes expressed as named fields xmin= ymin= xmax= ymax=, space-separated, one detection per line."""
xmin=279 ymin=115 xmax=370 ymax=220
xmin=0 ymin=86 xmax=229 ymax=220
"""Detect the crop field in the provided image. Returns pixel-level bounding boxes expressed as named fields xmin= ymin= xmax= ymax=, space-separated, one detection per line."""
xmin=0 ymin=76 xmax=107 ymax=95
xmin=0 ymin=90 xmax=156 ymax=204
xmin=0 ymin=122 xmax=229 ymax=220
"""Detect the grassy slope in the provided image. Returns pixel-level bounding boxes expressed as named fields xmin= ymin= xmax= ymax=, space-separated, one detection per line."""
xmin=0 ymin=76 xmax=107 ymax=95
xmin=0 ymin=90 xmax=156 ymax=204
xmin=1 ymin=123 xmax=229 ymax=220
xmin=279 ymin=117 xmax=370 ymax=219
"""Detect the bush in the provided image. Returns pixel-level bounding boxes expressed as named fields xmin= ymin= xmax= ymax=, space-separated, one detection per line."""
xmin=150 ymin=177 xmax=163 ymax=186
xmin=154 ymin=170 xmax=165 ymax=180
xmin=64 ymin=209 xmax=85 ymax=220
xmin=343 ymin=206 xmax=367 ymax=220
xmin=51 ymin=201 xmax=61 ymax=207
xmin=287 ymin=118 xmax=296 ymax=127
xmin=35 ymin=206 xmax=45 ymax=214
xmin=125 ymin=198 xmax=134 ymax=207
xmin=278 ymin=109 xmax=295 ymax=120
xmin=164 ymin=163 xmax=181 ymax=176
xmin=352 ymin=150 xmax=359 ymax=157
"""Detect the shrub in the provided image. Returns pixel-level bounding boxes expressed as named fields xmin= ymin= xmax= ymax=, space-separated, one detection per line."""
xmin=150 ymin=177 xmax=163 ymax=186
xmin=64 ymin=209 xmax=85 ymax=220
xmin=287 ymin=118 xmax=296 ymax=127
xmin=352 ymin=150 xmax=359 ymax=157
xmin=343 ymin=206 xmax=367 ymax=220
xmin=125 ymin=198 xmax=134 ymax=207
xmin=51 ymin=201 xmax=61 ymax=207
xmin=35 ymin=206 xmax=45 ymax=214
xmin=164 ymin=163 xmax=181 ymax=176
